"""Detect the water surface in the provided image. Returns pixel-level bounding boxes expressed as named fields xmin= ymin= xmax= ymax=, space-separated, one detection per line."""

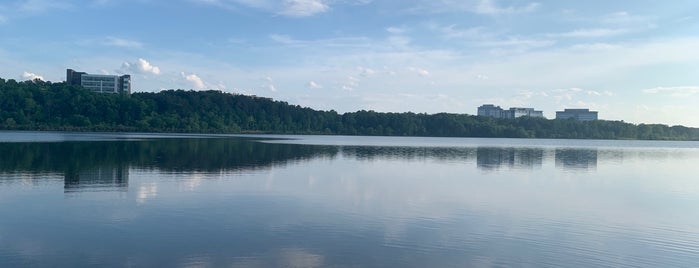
xmin=0 ymin=131 xmax=698 ymax=267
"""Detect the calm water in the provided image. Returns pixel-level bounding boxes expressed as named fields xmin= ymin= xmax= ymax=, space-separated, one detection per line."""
xmin=1 ymin=131 xmax=698 ymax=267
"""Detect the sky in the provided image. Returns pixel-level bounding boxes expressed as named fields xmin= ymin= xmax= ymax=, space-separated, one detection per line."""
xmin=1 ymin=0 xmax=698 ymax=126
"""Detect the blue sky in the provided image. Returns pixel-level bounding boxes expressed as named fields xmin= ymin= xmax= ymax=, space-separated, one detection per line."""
xmin=1 ymin=0 xmax=698 ymax=126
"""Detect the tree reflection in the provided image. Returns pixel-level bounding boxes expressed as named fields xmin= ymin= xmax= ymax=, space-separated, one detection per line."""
xmin=0 ymin=138 xmax=339 ymax=192
xmin=0 ymin=136 xmax=617 ymax=193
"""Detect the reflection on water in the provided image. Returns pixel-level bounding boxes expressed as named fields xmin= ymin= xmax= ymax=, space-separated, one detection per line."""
xmin=64 ymin=166 xmax=129 ymax=192
xmin=1 ymin=133 xmax=699 ymax=267
xmin=0 ymin=138 xmax=338 ymax=192
xmin=555 ymin=148 xmax=598 ymax=170
xmin=0 ymin=141 xmax=610 ymax=192
xmin=0 ymin=138 xmax=689 ymax=194
xmin=476 ymin=147 xmax=544 ymax=170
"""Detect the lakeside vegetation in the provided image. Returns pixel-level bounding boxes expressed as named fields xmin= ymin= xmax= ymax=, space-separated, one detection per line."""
xmin=1 ymin=78 xmax=698 ymax=140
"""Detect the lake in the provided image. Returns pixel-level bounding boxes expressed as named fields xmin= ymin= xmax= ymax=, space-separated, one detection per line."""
xmin=0 ymin=131 xmax=698 ymax=267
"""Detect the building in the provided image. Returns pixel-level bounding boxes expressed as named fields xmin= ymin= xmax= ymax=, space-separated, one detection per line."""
xmin=478 ymin=104 xmax=544 ymax=119
xmin=555 ymin=109 xmax=598 ymax=121
xmin=503 ymin=107 xmax=544 ymax=119
xmin=66 ymin=69 xmax=131 ymax=94
xmin=477 ymin=104 xmax=505 ymax=118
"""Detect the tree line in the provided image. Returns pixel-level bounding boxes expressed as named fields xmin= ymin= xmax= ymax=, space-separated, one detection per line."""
xmin=1 ymin=78 xmax=698 ymax=140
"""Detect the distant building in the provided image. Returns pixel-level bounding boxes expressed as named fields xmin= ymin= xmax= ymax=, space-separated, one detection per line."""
xmin=503 ymin=107 xmax=544 ymax=119
xmin=66 ymin=69 xmax=131 ymax=94
xmin=477 ymin=104 xmax=505 ymax=118
xmin=556 ymin=109 xmax=598 ymax=121
xmin=478 ymin=104 xmax=544 ymax=119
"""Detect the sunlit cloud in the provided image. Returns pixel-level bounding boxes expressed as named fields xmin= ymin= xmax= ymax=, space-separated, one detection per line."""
xmin=122 ymin=58 xmax=161 ymax=75
xmin=643 ymin=86 xmax=699 ymax=97
xmin=22 ymin=71 xmax=44 ymax=81
xmin=182 ymin=72 xmax=206 ymax=89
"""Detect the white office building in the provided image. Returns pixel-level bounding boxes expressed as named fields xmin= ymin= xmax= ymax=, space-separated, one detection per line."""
xmin=66 ymin=69 xmax=131 ymax=94
xmin=478 ymin=105 xmax=544 ymax=119
xmin=504 ymin=107 xmax=544 ymax=119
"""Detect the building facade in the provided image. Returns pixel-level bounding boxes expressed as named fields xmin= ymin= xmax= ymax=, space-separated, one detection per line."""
xmin=66 ymin=69 xmax=131 ymax=94
xmin=478 ymin=104 xmax=544 ymax=119
xmin=504 ymin=107 xmax=544 ymax=119
xmin=555 ymin=109 xmax=598 ymax=121
xmin=477 ymin=104 xmax=505 ymax=118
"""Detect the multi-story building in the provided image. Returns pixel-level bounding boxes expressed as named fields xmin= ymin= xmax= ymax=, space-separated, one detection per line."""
xmin=66 ymin=69 xmax=131 ymax=94
xmin=503 ymin=107 xmax=544 ymax=119
xmin=555 ymin=109 xmax=598 ymax=121
xmin=478 ymin=105 xmax=544 ymax=119
xmin=477 ymin=104 xmax=505 ymax=118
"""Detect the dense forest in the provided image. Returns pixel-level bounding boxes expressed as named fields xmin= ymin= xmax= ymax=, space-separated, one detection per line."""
xmin=1 ymin=78 xmax=698 ymax=140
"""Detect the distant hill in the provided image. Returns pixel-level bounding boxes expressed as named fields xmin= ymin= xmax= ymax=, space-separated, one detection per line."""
xmin=1 ymin=77 xmax=698 ymax=140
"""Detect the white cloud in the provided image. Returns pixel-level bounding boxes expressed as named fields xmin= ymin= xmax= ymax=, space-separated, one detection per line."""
xmin=307 ymin=81 xmax=322 ymax=89
xmin=478 ymin=37 xmax=555 ymax=49
xmin=586 ymin=90 xmax=614 ymax=97
xmin=22 ymin=71 xmax=44 ymax=81
xmin=358 ymin=67 xmax=377 ymax=77
xmin=268 ymin=33 xmax=371 ymax=49
xmin=406 ymin=0 xmax=540 ymax=15
xmin=181 ymin=72 xmax=206 ymax=89
xmin=556 ymin=28 xmax=628 ymax=38
xmin=553 ymin=11 xmax=653 ymax=39
xmin=435 ymin=24 xmax=487 ymax=40
xmin=550 ymin=88 xmax=584 ymax=102
xmin=475 ymin=0 xmax=540 ymax=15
xmin=340 ymin=76 xmax=359 ymax=91
xmin=386 ymin=27 xmax=407 ymax=34
xmin=475 ymin=74 xmax=489 ymax=80
xmin=103 ymin=36 xmax=143 ymax=48
xmin=279 ymin=0 xmax=328 ymax=17
xmin=601 ymin=11 xmax=648 ymax=25
xmin=570 ymin=43 xmax=621 ymax=51
xmin=387 ymin=35 xmax=411 ymax=48
xmin=262 ymin=76 xmax=277 ymax=92
xmin=196 ymin=0 xmax=329 ymax=17
xmin=643 ymin=86 xmax=699 ymax=97
xmin=269 ymin=34 xmax=297 ymax=45
xmin=17 ymin=0 xmax=71 ymax=12
xmin=408 ymin=67 xmax=430 ymax=77
xmin=122 ymin=58 xmax=161 ymax=75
